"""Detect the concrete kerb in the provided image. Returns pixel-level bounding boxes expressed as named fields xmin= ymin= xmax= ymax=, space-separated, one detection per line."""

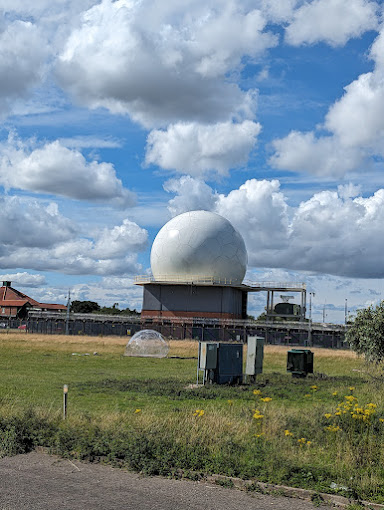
xmin=204 ymin=474 xmax=384 ymax=509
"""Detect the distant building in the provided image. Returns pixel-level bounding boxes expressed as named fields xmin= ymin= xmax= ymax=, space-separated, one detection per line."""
xmin=0 ymin=281 xmax=66 ymax=319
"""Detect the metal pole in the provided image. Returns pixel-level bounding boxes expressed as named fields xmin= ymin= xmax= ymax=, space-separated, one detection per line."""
xmin=65 ymin=290 xmax=71 ymax=335
xmin=345 ymin=299 xmax=348 ymax=325
xmin=63 ymin=385 xmax=68 ymax=420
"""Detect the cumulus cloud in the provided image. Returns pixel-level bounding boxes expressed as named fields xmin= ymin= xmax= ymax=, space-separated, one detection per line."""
xmin=285 ymin=0 xmax=379 ymax=47
xmin=56 ymin=0 xmax=276 ymax=128
xmin=0 ymin=133 xmax=135 ymax=207
xmin=270 ymin=25 xmax=384 ymax=178
xmin=164 ymin=177 xmax=384 ymax=278
xmin=0 ymin=195 xmax=76 ymax=248
xmin=145 ymin=120 xmax=261 ymax=176
xmin=0 ymin=272 xmax=47 ymax=288
xmin=0 ymin=194 xmax=148 ymax=276
xmin=216 ymin=179 xmax=290 ymax=252
xmin=164 ymin=176 xmax=219 ymax=216
xmin=270 ymin=131 xmax=364 ymax=176
xmin=0 ymin=19 xmax=48 ymax=114
xmin=93 ymin=219 xmax=148 ymax=259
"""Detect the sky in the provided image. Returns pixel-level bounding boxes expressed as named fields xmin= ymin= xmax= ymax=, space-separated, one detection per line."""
xmin=1 ymin=0 xmax=384 ymax=323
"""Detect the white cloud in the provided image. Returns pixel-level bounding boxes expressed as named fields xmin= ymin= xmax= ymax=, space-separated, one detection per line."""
xmin=56 ymin=0 xmax=276 ymax=128
xmin=270 ymin=26 xmax=384 ymax=178
xmin=0 ymin=194 xmax=148 ymax=276
xmin=258 ymin=0 xmax=300 ymax=23
xmin=285 ymin=0 xmax=379 ymax=47
xmin=164 ymin=177 xmax=384 ymax=278
xmin=145 ymin=120 xmax=261 ymax=176
xmin=93 ymin=219 xmax=148 ymax=259
xmin=0 ymin=134 xmax=135 ymax=207
xmin=58 ymin=136 xmax=123 ymax=149
xmin=0 ymin=272 xmax=46 ymax=288
xmin=325 ymin=71 xmax=384 ymax=149
xmin=216 ymin=179 xmax=289 ymax=252
xmin=0 ymin=20 xmax=48 ymax=114
xmin=0 ymin=195 xmax=76 ymax=248
xmin=164 ymin=176 xmax=219 ymax=217
xmin=269 ymin=131 xmax=364 ymax=176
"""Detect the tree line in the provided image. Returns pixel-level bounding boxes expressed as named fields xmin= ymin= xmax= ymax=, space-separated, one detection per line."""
xmin=70 ymin=300 xmax=139 ymax=316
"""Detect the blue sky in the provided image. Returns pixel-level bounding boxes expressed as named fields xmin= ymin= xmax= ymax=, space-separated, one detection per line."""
xmin=1 ymin=0 xmax=384 ymax=323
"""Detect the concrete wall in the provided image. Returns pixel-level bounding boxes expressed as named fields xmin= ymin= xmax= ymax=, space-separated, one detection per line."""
xmin=142 ymin=284 xmax=245 ymax=318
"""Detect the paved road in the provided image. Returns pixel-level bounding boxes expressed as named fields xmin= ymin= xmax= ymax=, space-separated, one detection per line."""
xmin=0 ymin=452 xmax=328 ymax=510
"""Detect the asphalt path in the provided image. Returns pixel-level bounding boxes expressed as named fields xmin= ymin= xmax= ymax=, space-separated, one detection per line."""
xmin=0 ymin=452 xmax=328 ymax=510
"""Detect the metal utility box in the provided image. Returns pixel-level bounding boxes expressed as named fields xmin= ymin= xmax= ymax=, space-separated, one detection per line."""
xmin=199 ymin=342 xmax=218 ymax=370
xmin=198 ymin=342 xmax=242 ymax=384
xmin=245 ymin=336 xmax=264 ymax=378
xmin=287 ymin=349 xmax=314 ymax=377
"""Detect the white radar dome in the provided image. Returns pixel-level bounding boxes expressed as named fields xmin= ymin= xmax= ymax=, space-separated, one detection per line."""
xmin=150 ymin=210 xmax=247 ymax=284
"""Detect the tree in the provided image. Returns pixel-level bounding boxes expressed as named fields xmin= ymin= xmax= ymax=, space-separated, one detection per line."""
xmin=346 ymin=301 xmax=384 ymax=363
xmin=70 ymin=300 xmax=100 ymax=314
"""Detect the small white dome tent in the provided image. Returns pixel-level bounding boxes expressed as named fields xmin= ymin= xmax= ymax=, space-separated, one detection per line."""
xmin=124 ymin=329 xmax=169 ymax=358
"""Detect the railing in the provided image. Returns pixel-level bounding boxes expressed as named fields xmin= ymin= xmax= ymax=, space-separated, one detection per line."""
xmin=134 ymin=274 xmax=306 ymax=290
xmin=27 ymin=310 xmax=345 ymax=332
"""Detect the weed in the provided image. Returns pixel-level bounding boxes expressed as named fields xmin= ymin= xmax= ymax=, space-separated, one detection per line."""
xmin=214 ymin=478 xmax=235 ymax=488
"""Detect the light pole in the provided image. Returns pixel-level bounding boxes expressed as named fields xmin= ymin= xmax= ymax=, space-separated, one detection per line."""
xmin=65 ymin=289 xmax=71 ymax=335
xmin=345 ymin=298 xmax=348 ymax=325
xmin=308 ymin=292 xmax=315 ymax=346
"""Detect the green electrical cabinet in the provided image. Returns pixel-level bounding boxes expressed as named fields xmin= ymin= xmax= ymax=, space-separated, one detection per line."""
xmin=287 ymin=349 xmax=314 ymax=377
xmin=198 ymin=342 xmax=242 ymax=385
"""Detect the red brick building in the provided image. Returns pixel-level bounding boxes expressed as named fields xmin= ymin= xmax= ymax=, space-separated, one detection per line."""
xmin=0 ymin=281 xmax=66 ymax=320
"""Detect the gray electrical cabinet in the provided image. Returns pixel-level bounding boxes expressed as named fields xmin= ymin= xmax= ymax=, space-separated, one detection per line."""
xmin=245 ymin=336 xmax=264 ymax=380
xmin=198 ymin=342 xmax=243 ymax=385
xmin=199 ymin=342 xmax=218 ymax=370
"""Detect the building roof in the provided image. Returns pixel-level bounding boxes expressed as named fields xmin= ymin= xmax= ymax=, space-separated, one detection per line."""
xmin=0 ymin=283 xmax=66 ymax=311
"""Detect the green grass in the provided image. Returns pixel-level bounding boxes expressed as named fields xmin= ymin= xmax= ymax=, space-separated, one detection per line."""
xmin=1 ymin=334 xmax=384 ymax=503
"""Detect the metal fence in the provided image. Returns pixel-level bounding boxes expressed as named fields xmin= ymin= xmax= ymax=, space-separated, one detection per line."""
xmin=26 ymin=311 xmax=347 ymax=348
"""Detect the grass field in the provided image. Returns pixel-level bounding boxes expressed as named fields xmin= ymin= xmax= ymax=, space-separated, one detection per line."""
xmin=1 ymin=332 xmax=383 ymax=503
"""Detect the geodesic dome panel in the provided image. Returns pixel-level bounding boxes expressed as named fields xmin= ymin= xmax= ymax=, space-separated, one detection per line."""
xmin=150 ymin=210 xmax=247 ymax=284
xmin=124 ymin=329 xmax=169 ymax=358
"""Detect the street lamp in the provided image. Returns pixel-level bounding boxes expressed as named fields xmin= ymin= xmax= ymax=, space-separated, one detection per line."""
xmin=345 ymin=298 xmax=348 ymax=325
xmin=308 ymin=292 xmax=315 ymax=346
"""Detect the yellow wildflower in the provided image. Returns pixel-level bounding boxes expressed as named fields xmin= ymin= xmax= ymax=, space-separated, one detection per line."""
xmin=298 ymin=437 xmax=307 ymax=447
xmin=332 ymin=391 xmax=338 ymax=396
xmin=134 ymin=408 xmax=141 ymax=414
xmin=306 ymin=441 xmax=312 ymax=446
xmin=304 ymin=394 xmax=311 ymax=398
xmin=227 ymin=400 xmax=233 ymax=406
xmin=253 ymin=411 xmax=264 ymax=420
xmin=379 ymin=418 xmax=384 ymax=423
xmin=260 ymin=397 xmax=272 ymax=403
xmin=253 ymin=389 xmax=262 ymax=396
xmin=325 ymin=425 xmax=341 ymax=432
xmin=324 ymin=413 xmax=332 ymax=419
xmin=284 ymin=429 xmax=294 ymax=437
xmin=349 ymin=386 xmax=355 ymax=392
xmin=310 ymin=385 xmax=318 ymax=391
xmin=193 ymin=409 xmax=205 ymax=417
xmin=254 ymin=433 xmax=264 ymax=438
